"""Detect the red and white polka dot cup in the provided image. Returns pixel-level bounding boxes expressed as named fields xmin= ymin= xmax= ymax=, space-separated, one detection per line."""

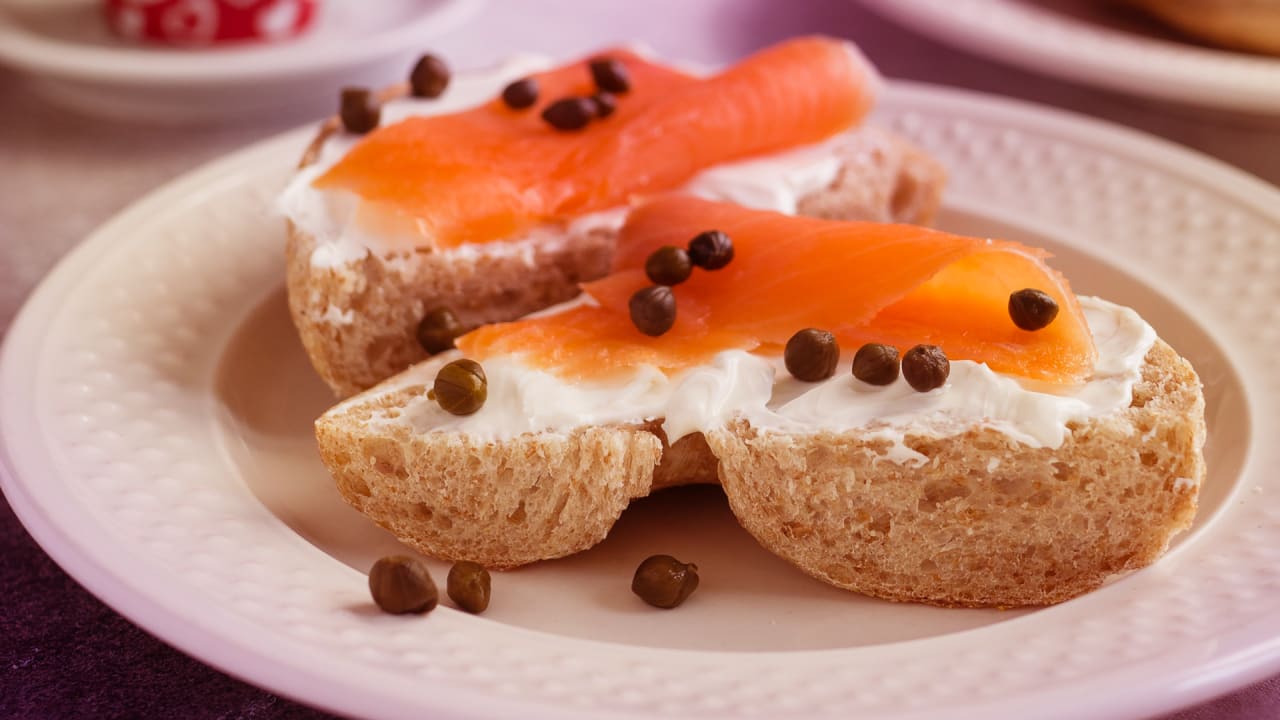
xmin=103 ymin=0 xmax=319 ymax=46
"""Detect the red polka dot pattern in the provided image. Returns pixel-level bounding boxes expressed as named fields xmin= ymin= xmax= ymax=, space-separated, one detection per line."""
xmin=103 ymin=0 xmax=318 ymax=46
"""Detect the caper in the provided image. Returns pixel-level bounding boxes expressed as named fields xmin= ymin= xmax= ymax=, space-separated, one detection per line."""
xmin=447 ymin=561 xmax=491 ymax=614
xmin=541 ymin=97 xmax=595 ymax=131
xmin=339 ymin=87 xmax=380 ymax=134
xmin=369 ymin=556 xmax=438 ymax=614
xmin=784 ymin=328 xmax=840 ymax=382
xmin=433 ymin=358 xmax=487 ymax=415
xmin=901 ymin=344 xmax=950 ymax=392
xmin=631 ymin=554 xmax=699 ymax=609
xmin=416 ymin=307 xmax=464 ymax=354
xmin=409 ymin=54 xmax=450 ymax=99
xmin=589 ymin=57 xmax=631 ymax=94
xmin=629 ymin=285 xmax=676 ymax=336
xmin=501 ymin=77 xmax=539 ymax=110
xmin=852 ymin=343 xmax=900 ymax=385
xmin=644 ymin=246 xmax=692 ymax=286
xmin=591 ymin=91 xmax=617 ymax=119
xmin=1008 ymin=288 xmax=1060 ymax=331
xmin=687 ymin=230 xmax=734 ymax=270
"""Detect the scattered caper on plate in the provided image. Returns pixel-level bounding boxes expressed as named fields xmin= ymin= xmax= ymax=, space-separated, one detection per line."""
xmin=369 ymin=556 xmax=438 ymax=615
xmin=447 ymin=561 xmax=491 ymax=614
xmin=632 ymin=554 xmax=699 ymax=609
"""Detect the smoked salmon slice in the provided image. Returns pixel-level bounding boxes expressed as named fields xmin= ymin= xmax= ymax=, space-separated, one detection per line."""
xmin=459 ymin=196 xmax=1098 ymax=385
xmin=313 ymin=37 xmax=879 ymax=248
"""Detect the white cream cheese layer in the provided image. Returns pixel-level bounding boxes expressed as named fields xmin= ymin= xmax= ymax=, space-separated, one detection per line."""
xmin=276 ymin=53 xmax=856 ymax=270
xmin=345 ymin=297 xmax=1157 ymax=461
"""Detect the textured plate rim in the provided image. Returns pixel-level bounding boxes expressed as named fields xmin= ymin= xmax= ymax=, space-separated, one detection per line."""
xmin=859 ymin=0 xmax=1280 ymax=114
xmin=2 ymin=81 xmax=1280 ymax=719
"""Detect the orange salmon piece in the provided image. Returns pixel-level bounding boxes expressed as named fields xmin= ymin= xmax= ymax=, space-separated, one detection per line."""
xmin=460 ymin=197 xmax=1097 ymax=384
xmin=313 ymin=37 xmax=878 ymax=248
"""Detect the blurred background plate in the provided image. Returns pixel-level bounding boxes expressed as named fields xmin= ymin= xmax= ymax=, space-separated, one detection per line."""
xmin=859 ymin=0 xmax=1280 ymax=116
xmin=0 ymin=0 xmax=483 ymax=123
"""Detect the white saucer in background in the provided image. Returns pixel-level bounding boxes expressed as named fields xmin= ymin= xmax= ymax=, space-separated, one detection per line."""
xmin=860 ymin=0 xmax=1280 ymax=116
xmin=0 ymin=0 xmax=483 ymax=123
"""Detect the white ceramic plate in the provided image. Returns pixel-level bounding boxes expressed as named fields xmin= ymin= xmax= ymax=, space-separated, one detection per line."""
xmin=0 ymin=0 xmax=482 ymax=122
xmin=860 ymin=0 xmax=1280 ymax=115
xmin=2 ymin=81 xmax=1279 ymax=719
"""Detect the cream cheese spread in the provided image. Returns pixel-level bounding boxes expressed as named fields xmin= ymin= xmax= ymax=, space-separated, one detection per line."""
xmin=277 ymin=53 xmax=859 ymax=270
xmin=344 ymin=296 xmax=1157 ymax=462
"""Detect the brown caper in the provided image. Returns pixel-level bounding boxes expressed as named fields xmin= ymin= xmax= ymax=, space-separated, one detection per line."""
xmin=784 ymin=328 xmax=840 ymax=382
xmin=416 ymin=307 xmax=463 ymax=354
xmin=629 ymin=285 xmax=676 ymax=336
xmin=501 ymin=77 xmax=539 ymax=109
xmin=644 ymin=246 xmax=692 ymax=286
xmin=433 ymin=358 xmax=487 ymax=415
xmin=409 ymin=54 xmax=450 ymax=98
xmin=687 ymin=230 xmax=734 ymax=270
xmin=447 ymin=561 xmax=491 ymax=614
xmin=901 ymin=344 xmax=950 ymax=392
xmin=541 ymin=97 xmax=595 ymax=131
xmin=1008 ymin=288 xmax=1060 ymax=331
xmin=589 ymin=57 xmax=631 ymax=93
xmin=631 ymin=554 xmax=699 ymax=609
xmin=852 ymin=343 xmax=900 ymax=385
xmin=591 ymin=91 xmax=617 ymax=118
xmin=369 ymin=556 xmax=438 ymax=614
xmin=339 ymin=87 xmax=380 ymax=134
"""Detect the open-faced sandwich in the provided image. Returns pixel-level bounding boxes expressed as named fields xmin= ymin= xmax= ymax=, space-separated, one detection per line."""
xmin=279 ymin=37 xmax=947 ymax=397
xmin=315 ymin=195 xmax=1206 ymax=608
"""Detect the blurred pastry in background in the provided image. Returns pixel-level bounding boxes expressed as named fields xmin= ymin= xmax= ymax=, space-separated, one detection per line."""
xmin=1116 ymin=0 xmax=1280 ymax=54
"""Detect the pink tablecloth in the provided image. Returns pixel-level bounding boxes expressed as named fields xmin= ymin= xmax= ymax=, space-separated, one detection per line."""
xmin=2 ymin=1 xmax=1278 ymax=717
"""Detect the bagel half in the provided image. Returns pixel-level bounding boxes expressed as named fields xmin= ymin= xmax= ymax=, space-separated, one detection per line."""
xmin=315 ymin=339 xmax=1204 ymax=606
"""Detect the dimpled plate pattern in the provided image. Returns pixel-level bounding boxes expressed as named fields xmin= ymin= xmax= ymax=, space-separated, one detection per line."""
xmin=3 ymin=82 xmax=1280 ymax=720
xmin=861 ymin=0 xmax=1280 ymax=114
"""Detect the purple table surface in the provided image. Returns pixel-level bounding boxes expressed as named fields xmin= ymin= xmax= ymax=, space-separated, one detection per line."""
xmin=3 ymin=1 xmax=1280 ymax=718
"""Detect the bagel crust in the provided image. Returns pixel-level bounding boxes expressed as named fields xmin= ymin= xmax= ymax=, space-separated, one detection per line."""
xmin=317 ymin=339 xmax=1205 ymax=605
